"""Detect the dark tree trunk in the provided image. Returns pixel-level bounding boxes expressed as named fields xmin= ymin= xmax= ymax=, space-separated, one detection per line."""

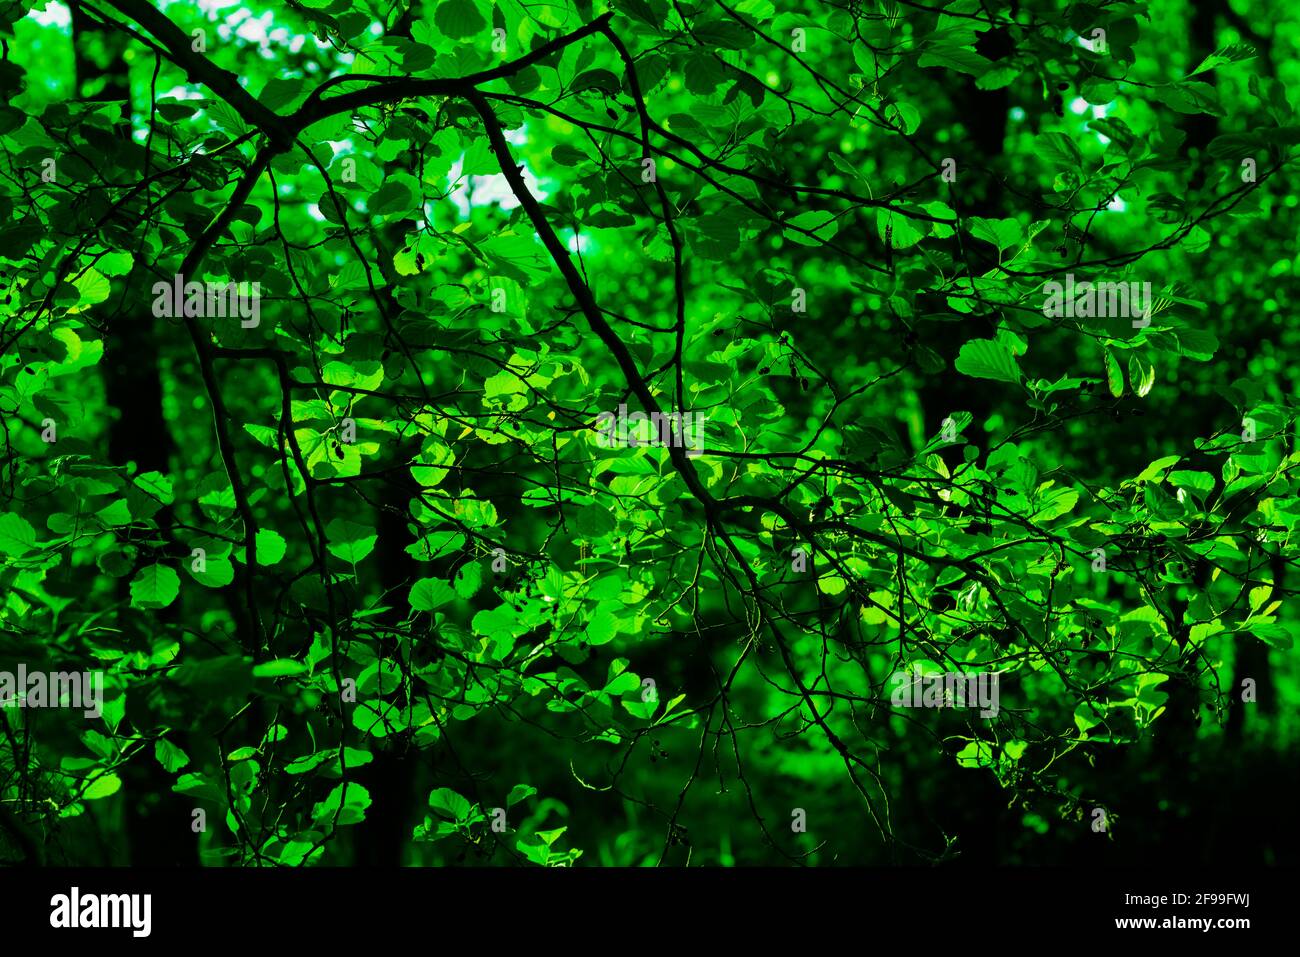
xmin=71 ymin=2 xmax=198 ymax=866
xmin=351 ymin=476 xmax=423 ymax=865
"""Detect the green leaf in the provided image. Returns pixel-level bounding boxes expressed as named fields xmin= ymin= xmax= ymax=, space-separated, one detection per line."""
xmin=154 ymin=739 xmax=190 ymax=773
xmin=1155 ymin=80 xmax=1224 ymax=116
xmin=325 ymin=518 xmax=378 ymax=564
xmin=352 ymin=701 xmax=405 ymax=738
xmin=551 ymin=144 xmax=587 ymax=166
xmin=1188 ymin=43 xmax=1256 ymax=77
xmin=571 ymin=69 xmax=621 ymax=94
xmin=507 ymin=784 xmax=537 ymax=807
xmin=453 ymin=561 xmax=483 ymax=599
xmin=1128 ymin=354 xmax=1154 ymax=397
xmin=313 ymin=782 xmax=372 ymax=826
xmin=255 ymin=529 xmax=287 ymax=566
xmin=433 ymin=0 xmax=487 ymax=41
xmin=253 ymin=659 xmax=309 ymax=678
xmin=409 ymin=577 xmax=456 ymax=612
xmin=1074 ymin=703 xmax=1105 ymax=735
xmin=918 ymin=44 xmax=989 ymax=76
xmin=172 ymin=772 xmax=225 ymax=802
xmin=197 ymin=473 xmax=237 ymax=520
xmin=878 ymin=211 xmax=924 ymax=250
xmin=188 ymin=554 xmax=234 ymax=588
xmin=1089 ymin=117 xmax=1138 ymax=152
xmin=783 ymin=210 xmax=839 ymax=246
xmin=954 ymin=339 xmax=1022 ymax=384
xmin=0 ymin=512 xmax=37 ymax=556
xmin=130 ymin=564 xmax=180 ymax=609
xmin=207 ymin=99 xmax=250 ymax=136
xmin=368 ymin=176 xmax=416 ymax=217
xmin=1036 ymin=132 xmax=1083 ymax=169
xmin=1136 ymin=455 xmax=1182 ymax=483
xmin=976 ymin=62 xmax=1020 ymax=90
xmin=1104 ymin=348 xmax=1123 ymax=398
xmin=955 ymin=741 xmax=994 ymax=768
xmin=1174 ymin=328 xmax=1218 ymax=361
xmin=691 ymin=20 xmax=753 ymax=50
xmin=82 ymin=773 xmax=123 ymax=801
xmin=572 ymin=505 xmax=616 ymax=539
xmin=1243 ymin=623 xmax=1292 ymax=650
xmin=133 ymin=471 xmax=175 ymax=506
xmin=1168 ymin=470 xmax=1214 ymax=497
xmin=429 ymin=787 xmax=474 ymax=821
xmin=1031 ymin=487 xmax=1079 ymax=521
xmin=968 ymin=216 xmax=1023 ymax=251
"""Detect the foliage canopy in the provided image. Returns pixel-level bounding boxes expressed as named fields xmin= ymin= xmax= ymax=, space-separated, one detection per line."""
xmin=0 ymin=0 xmax=1297 ymax=866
